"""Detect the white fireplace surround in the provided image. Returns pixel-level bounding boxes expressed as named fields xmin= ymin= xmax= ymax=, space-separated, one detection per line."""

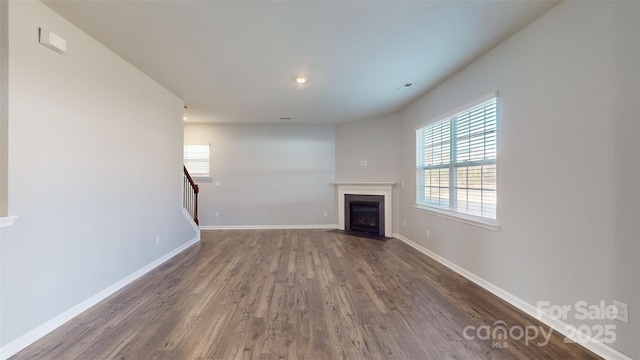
xmin=333 ymin=182 xmax=395 ymax=237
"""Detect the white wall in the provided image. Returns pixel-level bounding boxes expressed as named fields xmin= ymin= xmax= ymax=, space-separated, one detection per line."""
xmin=335 ymin=113 xmax=402 ymax=232
xmin=0 ymin=0 xmax=8 ymax=216
xmin=398 ymin=1 xmax=639 ymax=358
xmin=184 ymin=123 xmax=336 ymax=227
xmin=0 ymin=0 xmax=197 ymax=351
xmin=335 ymin=113 xmax=401 ymax=183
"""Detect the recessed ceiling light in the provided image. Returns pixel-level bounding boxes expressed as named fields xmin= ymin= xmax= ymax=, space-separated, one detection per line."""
xmin=295 ymin=77 xmax=307 ymax=84
xmin=183 ymin=116 xmax=188 ymax=121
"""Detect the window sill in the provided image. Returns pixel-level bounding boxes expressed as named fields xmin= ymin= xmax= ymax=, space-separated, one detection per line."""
xmin=0 ymin=216 xmax=18 ymax=228
xmin=413 ymin=205 xmax=500 ymax=231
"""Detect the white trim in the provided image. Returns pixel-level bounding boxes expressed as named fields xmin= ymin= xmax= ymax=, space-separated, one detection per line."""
xmin=415 ymin=90 xmax=499 ymax=130
xmin=334 ymin=182 xmax=395 ymax=237
xmin=182 ymin=207 xmax=201 ymax=241
xmin=199 ymin=224 xmax=338 ymax=230
xmin=413 ymin=205 xmax=500 ymax=231
xmin=332 ymin=182 xmax=396 ymax=186
xmin=0 ymin=235 xmax=200 ymax=360
xmin=392 ymin=232 xmax=633 ymax=360
xmin=0 ymin=215 xmax=18 ymax=228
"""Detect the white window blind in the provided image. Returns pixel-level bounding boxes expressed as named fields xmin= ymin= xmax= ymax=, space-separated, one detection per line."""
xmin=416 ymin=97 xmax=497 ymax=220
xmin=184 ymin=144 xmax=210 ymax=177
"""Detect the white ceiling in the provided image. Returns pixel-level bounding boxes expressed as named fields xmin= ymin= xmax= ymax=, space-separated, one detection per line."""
xmin=44 ymin=0 xmax=559 ymax=124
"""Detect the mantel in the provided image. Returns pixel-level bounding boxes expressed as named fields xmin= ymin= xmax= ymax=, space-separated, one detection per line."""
xmin=332 ymin=182 xmax=396 ymax=187
xmin=333 ymin=182 xmax=395 ymax=237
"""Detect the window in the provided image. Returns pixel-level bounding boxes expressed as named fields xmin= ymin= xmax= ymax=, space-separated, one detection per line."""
xmin=183 ymin=144 xmax=210 ymax=177
xmin=416 ymin=96 xmax=497 ymax=222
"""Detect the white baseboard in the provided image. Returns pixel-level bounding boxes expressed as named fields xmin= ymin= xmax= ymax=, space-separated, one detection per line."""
xmin=182 ymin=207 xmax=201 ymax=241
xmin=200 ymin=224 xmax=338 ymax=230
xmin=392 ymin=233 xmax=632 ymax=360
xmin=0 ymin=215 xmax=18 ymax=228
xmin=0 ymin=235 xmax=200 ymax=360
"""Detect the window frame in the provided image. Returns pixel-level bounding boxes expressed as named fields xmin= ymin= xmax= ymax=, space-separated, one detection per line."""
xmin=414 ymin=92 xmax=499 ymax=230
xmin=183 ymin=144 xmax=211 ymax=180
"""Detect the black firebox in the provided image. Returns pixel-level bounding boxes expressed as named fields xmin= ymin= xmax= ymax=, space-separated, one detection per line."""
xmin=344 ymin=194 xmax=385 ymax=236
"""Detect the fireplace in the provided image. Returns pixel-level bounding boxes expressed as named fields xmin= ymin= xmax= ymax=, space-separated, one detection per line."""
xmin=345 ymin=194 xmax=385 ymax=235
xmin=334 ymin=182 xmax=395 ymax=238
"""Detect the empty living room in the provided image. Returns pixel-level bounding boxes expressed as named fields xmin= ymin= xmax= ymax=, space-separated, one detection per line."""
xmin=1 ymin=1 xmax=638 ymax=359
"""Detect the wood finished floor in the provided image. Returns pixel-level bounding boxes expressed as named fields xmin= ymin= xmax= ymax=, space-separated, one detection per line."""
xmin=12 ymin=230 xmax=600 ymax=360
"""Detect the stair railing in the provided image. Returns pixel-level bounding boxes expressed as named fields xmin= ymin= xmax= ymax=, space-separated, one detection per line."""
xmin=183 ymin=165 xmax=199 ymax=225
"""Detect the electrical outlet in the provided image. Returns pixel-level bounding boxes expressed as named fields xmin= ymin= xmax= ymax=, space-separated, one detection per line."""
xmin=215 ymin=181 xmax=221 ymax=187
xmin=155 ymin=235 xmax=160 ymax=245
xmin=427 ymin=230 xmax=430 ymax=238
xmin=403 ymin=219 xmax=406 ymax=226
xmin=323 ymin=211 xmax=328 ymax=217
xmin=215 ymin=212 xmax=220 ymax=218
xmin=613 ymin=300 xmax=628 ymax=323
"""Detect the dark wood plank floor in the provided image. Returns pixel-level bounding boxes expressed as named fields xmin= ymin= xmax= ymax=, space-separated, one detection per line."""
xmin=11 ymin=230 xmax=600 ymax=359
